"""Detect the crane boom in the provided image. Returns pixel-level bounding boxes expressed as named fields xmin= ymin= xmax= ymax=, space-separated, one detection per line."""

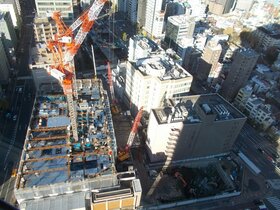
xmin=126 ymin=107 xmax=143 ymax=148
xmin=47 ymin=0 xmax=108 ymax=141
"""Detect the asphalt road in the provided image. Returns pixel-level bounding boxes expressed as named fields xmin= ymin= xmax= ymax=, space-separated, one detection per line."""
xmin=235 ymin=123 xmax=280 ymax=179
xmin=0 ymin=3 xmax=35 ymax=205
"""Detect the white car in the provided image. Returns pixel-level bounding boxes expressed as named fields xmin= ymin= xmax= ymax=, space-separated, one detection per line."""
xmin=13 ymin=115 xmax=17 ymax=121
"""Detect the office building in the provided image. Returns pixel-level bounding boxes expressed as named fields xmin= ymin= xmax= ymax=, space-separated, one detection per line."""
xmin=164 ymin=1 xmax=189 ymax=22
xmin=165 ymin=15 xmax=195 ymax=49
xmin=137 ymin=0 xmax=147 ymax=27
xmin=220 ymin=48 xmax=258 ymax=101
xmin=144 ymin=0 xmax=164 ymax=38
xmin=15 ymin=79 xmax=142 ymax=210
xmin=146 ymin=93 xmax=246 ymax=163
xmin=196 ymin=40 xmax=222 ymax=83
xmin=125 ymin=49 xmax=193 ymax=113
xmin=253 ymin=24 xmax=280 ymax=51
xmin=35 ymin=0 xmax=74 ymax=22
xmin=0 ymin=39 xmax=10 ymax=85
xmin=0 ymin=0 xmax=21 ymax=29
xmin=207 ymin=0 xmax=235 ymax=15
xmin=0 ymin=11 xmax=17 ymax=55
xmin=127 ymin=0 xmax=138 ymax=24
xmin=33 ymin=17 xmax=57 ymax=43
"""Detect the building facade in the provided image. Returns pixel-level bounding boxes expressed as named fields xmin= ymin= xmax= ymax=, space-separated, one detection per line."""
xmin=127 ymin=0 xmax=138 ymax=24
xmin=146 ymin=93 xmax=247 ymax=163
xmin=125 ymin=54 xmax=193 ymax=113
xmin=35 ymin=0 xmax=74 ymax=22
xmin=196 ymin=40 xmax=222 ymax=83
xmin=144 ymin=0 xmax=164 ymax=38
xmin=0 ymin=0 xmax=22 ymax=29
xmin=137 ymin=0 xmax=147 ymax=27
xmin=33 ymin=16 xmax=57 ymax=43
xmin=0 ymin=39 xmax=10 ymax=84
xmin=220 ymin=48 xmax=258 ymax=101
xmin=0 ymin=11 xmax=17 ymax=55
xmin=165 ymin=15 xmax=195 ymax=49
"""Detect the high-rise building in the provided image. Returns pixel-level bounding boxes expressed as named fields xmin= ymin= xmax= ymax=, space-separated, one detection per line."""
xmin=144 ymin=0 xmax=164 ymax=38
xmin=33 ymin=17 xmax=57 ymax=43
xmin=196 ymin=40 xmax=222 ymax=82
xmin=137 ymin=0 xmax=147 ymax=27
xmin=207 ymin=0 xmax=235 ymax=15
xmin=125 ymin=49 xmax=193 ymax=113
xmin=164 ymin=15 xmax=195 ymax=49
xmin=220 ymin=48 xmax=258 ymax=101
xmin=35 ymin=0 xmax=74 ymax=22
xmin=0 ymin=11 xmax=17 ymax=54
xmin=146 ymin=93 xmax=246 ymax=163
xmin=0 ymin=0 xmax=22 ymax=30
xmin=0 ymin=39 xmax=10 ymax=84
xmin=127 ymin=0 xmax=138 ymax=24
xmin=164 ymin=1 xmax=188 ymax=22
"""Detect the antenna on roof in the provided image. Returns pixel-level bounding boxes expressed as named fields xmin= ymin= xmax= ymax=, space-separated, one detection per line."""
xmin=91 ymin=45 xmax=97 ymax=79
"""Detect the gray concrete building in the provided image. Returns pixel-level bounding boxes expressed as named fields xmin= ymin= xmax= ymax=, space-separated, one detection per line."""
xmin=220 ymin=48 xmax=258 ymax=101
xmin=146 ymin=93 xmax=246 ymax=163
xmin=164 ymin=15 xmax=195 ymax=50
xmin=0 ymin=38 xmax=10 ymax=85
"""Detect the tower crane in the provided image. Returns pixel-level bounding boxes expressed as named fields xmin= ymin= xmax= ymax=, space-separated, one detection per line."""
xmin=47 ymin=0 xmax=108 ymax=141
xmin=118 ymin=107 xmax=143 ymax=161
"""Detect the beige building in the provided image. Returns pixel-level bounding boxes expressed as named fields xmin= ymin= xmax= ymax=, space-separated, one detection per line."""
xmin=146 ymin=93 xmax=247 ymax=163
xmin=220 ymin=48 xmax=258 ymax=101
xmin=196 ymin=40 xmax=222 ymax=83
xmin=35 ymin=0 xmax=74 ymax=22
xmin=33 ymin=16 xmax=57 ymax=43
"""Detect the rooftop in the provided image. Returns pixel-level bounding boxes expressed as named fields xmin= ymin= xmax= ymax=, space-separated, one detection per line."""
xmin=16 ymin=79 xmax=117 ymax=195
xmin=153 ymin=93 xmax=246 ymax=124
xmin=134 ymin=54 xmax=191 ymax=81
xmin=258 ymin=24 xmax=280 ymax=39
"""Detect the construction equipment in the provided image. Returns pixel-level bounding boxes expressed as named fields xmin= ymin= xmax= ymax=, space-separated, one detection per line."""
xmin=46 ymin=0 xmax=108 ymax=142
xmin=107 ymin=62 xmax=120 ymax=114
xmin=117 ymin=107 xmax=143 ymax=161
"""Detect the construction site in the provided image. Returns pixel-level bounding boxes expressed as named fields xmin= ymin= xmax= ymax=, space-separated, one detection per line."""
xmin=145 ymin=156 xmax=243 ymax=205
xmin=14 ymin=78 xmax=141 ymax=209
xmin=13 ymin=0 xmax=142 ymax=209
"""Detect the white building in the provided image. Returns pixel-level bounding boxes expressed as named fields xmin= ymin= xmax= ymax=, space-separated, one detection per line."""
xmin=125 ymin=53 xmax=193 ymax=113
xmin=0 ymin=0 xmax=21 ymax=29
xmin=144 ymin=0 xmax=164 ymax=38
xmin=128 ymin=36 xmax=155 ymax=61
xmin=35 ymin=0 xmax=74 ymax=22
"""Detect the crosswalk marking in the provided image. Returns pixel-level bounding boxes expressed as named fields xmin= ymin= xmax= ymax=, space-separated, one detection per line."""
xmin=266 ymin=196 xmax=280 ymax=210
